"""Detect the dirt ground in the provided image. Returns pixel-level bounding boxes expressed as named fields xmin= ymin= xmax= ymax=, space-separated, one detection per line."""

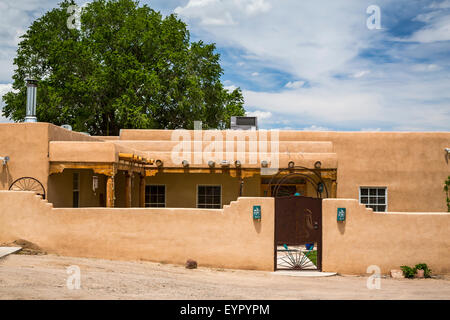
xmin=1 ymin=254 xmax=449 ymax=300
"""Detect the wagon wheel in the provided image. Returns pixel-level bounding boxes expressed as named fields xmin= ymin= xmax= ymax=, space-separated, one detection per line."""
xmin=9 ymin=177 xmax=46 ymax=199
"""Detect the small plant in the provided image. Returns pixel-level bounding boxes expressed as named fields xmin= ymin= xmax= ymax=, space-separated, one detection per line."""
xmin=444 ymin=176 xmax=450 ymax=212
xmin=415 ymin=263 xmax=432 ymax=278
xmin=400 ymin=265 xmax=416 ymax=278
xmin=401 ymin=264 xmax=432 ymax=278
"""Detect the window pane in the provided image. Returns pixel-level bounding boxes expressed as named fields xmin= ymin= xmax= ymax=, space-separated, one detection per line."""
xmin=361 ymin=197 xmax=368 ymax=204
xmin=378 ymin=197 xmax=386 ymax=204
xmin=157 ymin=195 xmax=165 ymax=204
xmin=369 ymin=189 xmax=377 ymax=196
xmin=73 ymin=191 xmax=79 ymax=208
xmin=198 ymin=186 xmax=221 ymax=208
xmin=377 ymin=205 xmax=386 ymax=212
xmin=360 ymin=188 xmax=368 ymax=196
xmin=378 ymin=188 xmax=385 ymax=196
xmin=369 ymin=197 xmax=376 ymax=204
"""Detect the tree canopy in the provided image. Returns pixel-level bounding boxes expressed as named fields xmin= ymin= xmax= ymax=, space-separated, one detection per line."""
xmin=2 ymin=0 xmax=245 ymax=135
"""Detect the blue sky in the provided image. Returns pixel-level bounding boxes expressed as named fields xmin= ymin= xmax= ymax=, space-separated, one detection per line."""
xmin=1 ymin=0 xmax=449 ymax=131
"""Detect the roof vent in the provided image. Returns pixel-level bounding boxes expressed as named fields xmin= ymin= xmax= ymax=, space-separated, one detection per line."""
xmin=230 ymin=116 xmax=258 ymax=130
xmin=24 ymin=78 xmax=38 ymax=123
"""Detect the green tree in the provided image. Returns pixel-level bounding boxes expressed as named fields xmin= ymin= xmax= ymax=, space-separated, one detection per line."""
xmin=2 ymin=0 xmax=245 ymax=135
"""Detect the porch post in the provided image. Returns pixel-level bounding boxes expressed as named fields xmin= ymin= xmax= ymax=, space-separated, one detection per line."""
xmin=331 ymin=180 xmax=337 ymax=198
xmin=106 ymin=175 xmax=115 ymax=208
xmin=139 ymin=174 xmax=146 ymax=207
xmin=125 ymin=171 xmax=132 ymax=208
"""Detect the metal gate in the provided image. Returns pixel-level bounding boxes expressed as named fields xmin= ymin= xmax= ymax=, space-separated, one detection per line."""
xmin=275 ymin=196 xmax=322 ymax=271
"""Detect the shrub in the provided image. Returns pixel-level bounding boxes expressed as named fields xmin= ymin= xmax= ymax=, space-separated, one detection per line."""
xmin=414 ymin=263 xmax=432 ymax=278
xmin=400 ymin=266 xmax=416 ymax=278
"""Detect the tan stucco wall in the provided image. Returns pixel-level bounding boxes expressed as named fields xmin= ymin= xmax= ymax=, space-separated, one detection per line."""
xmin=322 ymin=199 xmax=450 ymax=274
xmin=0 ymin=123 xmax=50 ymax=194
xmin=0 ymin=123 xmax=99 ymax=198
xmin=0 ymin=191 xmax=275 ymax=271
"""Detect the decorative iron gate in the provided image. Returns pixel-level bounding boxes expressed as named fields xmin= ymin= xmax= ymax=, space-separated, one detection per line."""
xmin=275 ymin=196 xmax=322 ymax=271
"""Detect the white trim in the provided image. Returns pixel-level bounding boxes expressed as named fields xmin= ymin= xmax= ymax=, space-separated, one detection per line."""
xmin=145 ymin=184 xmax=166 ymax=208
xmin=196 ymin=184 xmax=222 ymax=209
xmin=359 ymin=186 xmax=388 ymax=212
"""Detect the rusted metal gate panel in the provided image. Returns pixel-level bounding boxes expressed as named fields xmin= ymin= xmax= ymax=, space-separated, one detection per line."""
xmin=275 ymin=196 xmax=322 ymax=271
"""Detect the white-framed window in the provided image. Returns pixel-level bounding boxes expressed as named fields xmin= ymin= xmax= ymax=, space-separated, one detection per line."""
xmin=73 ymin=173 xmax=80 ymax=208
xmin=359 ymin=187 xmax=387 ymax=212
xmin=197 ymin=185 xmax=222 ymax=209
xmin=145 ymin=185 xmax=166 ymax=207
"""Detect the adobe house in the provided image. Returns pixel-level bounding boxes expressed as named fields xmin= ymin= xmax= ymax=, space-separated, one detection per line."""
xmin=0 ymin=121 xmax=448 ymax=213
xmin=0 ymin=84 xmax=449 ymax=274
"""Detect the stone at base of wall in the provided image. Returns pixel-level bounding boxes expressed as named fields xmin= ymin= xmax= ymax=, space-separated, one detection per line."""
xmin=390 ymin=269 xmax=404 ymax=279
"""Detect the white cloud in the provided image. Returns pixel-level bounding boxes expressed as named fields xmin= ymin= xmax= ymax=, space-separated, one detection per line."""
xmin=251 ymin=72 xmax=259 ymax=77
xmin=174 ymin=0 xmax=236 ymax=26
xmin=429 ymin=0 xmax=450 ymax=9
xmin=175 ymin=0 xmax=271 ymax=26
xmin=0 ymin=0 xmax=57 ymax=83
xmin=245 ymin=0 xmax=271 ymax=15
xmin=245 ymin=110 xmax=272 ymax=120
xmin=285 ymin=81 xmax=305 ymax=89
xmin=353 ymin=70 xmax=370 ymax=78
xmin=0 ymin=83 xmax=14 ymax=123
xmin=224 ymin=84 xmax=238 ymax=92
xmin=360 ymin=128 xmax=381 ymax=132
xmin=174 ymin=0 xmax=450 ymax=131
xmin=175 ymin=0 xmax=368 ymax=82
xmin=302 ymin=125 xmax=330 ymax=131
xmin=400 ymin=4 xmax=450 ymax=43
xmin=411 ymin=64 xmax=441 ymax=72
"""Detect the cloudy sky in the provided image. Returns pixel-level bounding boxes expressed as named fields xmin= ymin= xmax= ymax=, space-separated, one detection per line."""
xmin=1 ymin=0 xmax=449 ymax=130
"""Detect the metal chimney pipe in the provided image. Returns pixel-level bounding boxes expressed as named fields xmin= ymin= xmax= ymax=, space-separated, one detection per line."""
xmin=25 ymin=78 xmax=38 ymax=123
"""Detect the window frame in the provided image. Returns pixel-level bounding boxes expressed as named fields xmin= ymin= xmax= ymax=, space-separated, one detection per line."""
xmin=145 ymin=184 xmax=166 ymax=208
xmin=73 ymin=172 xmax=80 ymax=208
xmin=359 ymin=186 xmax=388 ymax=212
xmin=196 ymin=184 xmax=222 ymax=209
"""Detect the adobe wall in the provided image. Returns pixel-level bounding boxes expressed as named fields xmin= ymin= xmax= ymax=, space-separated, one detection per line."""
xmin=322 ymin=199 xmax=450 ymax=274
xmin=0 ymin=191 xmax=275 ymax=271
xmin=0 ymin=123 xmax=99 ymax=196
xmin=0 ymin=123 xmax=50 ymax=193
